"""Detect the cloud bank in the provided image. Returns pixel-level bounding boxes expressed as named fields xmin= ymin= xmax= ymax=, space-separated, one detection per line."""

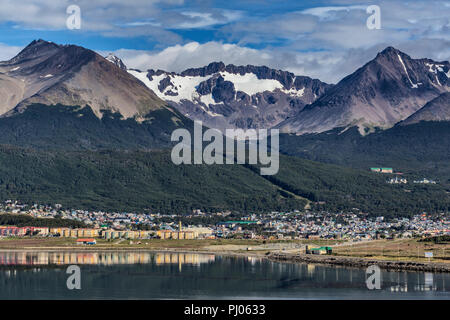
xmin=0 ymin=0 xmax=449 ymax=83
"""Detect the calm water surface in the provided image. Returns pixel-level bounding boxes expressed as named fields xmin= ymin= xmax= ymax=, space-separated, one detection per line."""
xmin=0 ymin=251 xmax=448 ymax=299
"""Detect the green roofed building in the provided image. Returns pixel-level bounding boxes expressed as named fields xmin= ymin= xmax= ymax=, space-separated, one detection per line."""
xmin=306 ymin=246 xmax=333 ymax=255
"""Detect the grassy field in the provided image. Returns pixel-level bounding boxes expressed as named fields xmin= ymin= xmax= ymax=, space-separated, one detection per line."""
xmin=0 ymin=237 xmax=293 ymax=250
xmin=0 ymin=237 xmax=448 ymax=264
xmin=333 ymin=238 xmax=450 ymax=263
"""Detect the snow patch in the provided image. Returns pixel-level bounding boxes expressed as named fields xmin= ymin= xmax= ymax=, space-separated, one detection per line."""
xmin=129 ymin=69 xmax=212 ymax=103
xmin=425 ymin=62 xmax=448 ymax=82
xmin=220 ymin=72 xmax=284 ymax=96
xmin=425 ymin=62 xmax=436 ymax=73
xmin=166 ymin=75 xmax=210 ymax=103
xmin=199 ymin=93 xmax=216 ymax=106
xmin=435 ymin=75 xmax=442 ymax=86
xmin=282 ymin=87 xmax=305 ymax=97
xmin=128 ymin=70 xmax=166 ymax=100
xmin=397 ymin=54 xmax=419 ymax=88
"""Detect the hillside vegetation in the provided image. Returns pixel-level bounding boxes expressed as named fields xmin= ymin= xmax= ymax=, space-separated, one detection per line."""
xmin=0 ymin=146 xmax=448 ymax=216
xmin=279 ymin=121 xmax=450 ymax=185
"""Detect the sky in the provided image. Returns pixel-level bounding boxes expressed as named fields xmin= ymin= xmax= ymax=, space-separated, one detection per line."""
xmin=0 ymin=0 xmax=449 ymax=83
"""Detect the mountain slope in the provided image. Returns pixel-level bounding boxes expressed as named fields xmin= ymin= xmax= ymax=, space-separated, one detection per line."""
xmin=278 ymin=47 xmax=450 ymax=134
xmin=0 ymin=146 xmax=306 ymax=213
xmin=0 ymin=40 xmax=192 ymax=149
xmin=0 ymin=39 xmax=167 ymax=119
xmin=400 ymin=92 xmax=450 ymax=125
xmin=279 ymin=121 xmax=450 ymax=183
xmin=128 ymin=62 xmax=331 ymax=132
xmin=0 ymin=145 xmax=448 ymax=216
xmin=0 ymin=103 xmax=193 ymax=150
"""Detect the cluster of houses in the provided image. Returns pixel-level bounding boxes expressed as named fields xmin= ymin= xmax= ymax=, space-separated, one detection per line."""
xmin=386 ymin=177 xmax=439 ymax=185
xmin=211 ymin=211 xmax=449 ymax=240
xmin=0 ymin=226 xmax=49 ymax=237
xmin=257 ymin=211 xmax=449 ymax=240
xmin=387 ymin=177 xmax=408 ymax=184
xmin=0 ymin=200 xmax=448 ymax=241
xmin=413 ymin=178 xmax=437 ymax=184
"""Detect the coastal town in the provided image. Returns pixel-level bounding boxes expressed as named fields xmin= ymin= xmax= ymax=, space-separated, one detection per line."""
xmin=0 ymin=200 xmax=448 ymax=241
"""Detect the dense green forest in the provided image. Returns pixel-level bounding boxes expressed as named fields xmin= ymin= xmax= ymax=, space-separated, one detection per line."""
xmin=0 ymin=103 xmax=193 ymax=150
xmin=0 ymin=146 xmax=304 ymax=213
xmin=0 ymin=104 xmax=448 ymax=217
xmin=279 ymin=121 xmax=450 ymax=184
xmin=249 ymin=155 xmax=450 ymax=218
xmin=0 ymin=214 xmax=86 ymax=228
xmin=0 ymin=145 xmax=448 ymax=217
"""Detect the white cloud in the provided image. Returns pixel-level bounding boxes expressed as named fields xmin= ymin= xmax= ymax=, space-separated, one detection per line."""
xmin=113 ymin=41 xmax=271 ymax=72
xmin=0 ymin=1 xmax=241 ymax=37
xmin=300 ymin=5 xmax=367 ymax=20
xmin=220 ymin=1 xmax=450 ymax=50
xmin=0 ymin=43 xmax=23 ymax=61
xmin=110 ymin=38 xmax=450 ymax=84
xmin=1 ymin=1 xmax=450 ymax=84
xmin=174 ymin=10 xmax=242 ymax=29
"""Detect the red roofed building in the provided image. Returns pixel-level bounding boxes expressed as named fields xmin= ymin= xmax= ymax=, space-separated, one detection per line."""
xmin=76 ymin=238 xmax=96 ymax=245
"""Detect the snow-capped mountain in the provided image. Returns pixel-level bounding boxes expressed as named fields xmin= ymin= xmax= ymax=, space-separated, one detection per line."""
xmin=277 ymin=47 xmax=450 ymax=134
xmin=128 ymin=62 xmax=330 ymax=131
xmin=106 ymin=53 xmax=127 ymax=71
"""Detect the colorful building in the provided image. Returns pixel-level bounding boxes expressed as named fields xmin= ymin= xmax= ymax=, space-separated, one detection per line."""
xmin=76 ymin=238 xmax=96 ymax=245
xmin=102 ymin=230 xmax=152 ymax=240
xmin=370 ymin=167 xmax=393 ymax=173
xmin=156 ymin=230 xmax=196 ymax=240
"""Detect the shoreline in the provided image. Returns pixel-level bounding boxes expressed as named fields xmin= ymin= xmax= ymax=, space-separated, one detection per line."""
xmin=267 ymin=252 xmax=450 ymax=273
xmin=0 ymin=246 xmax=449 ymax=273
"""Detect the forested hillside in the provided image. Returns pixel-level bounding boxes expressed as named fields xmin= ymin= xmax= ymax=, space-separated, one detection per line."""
xmin=0 ymin=146 xmax=448 ymax=216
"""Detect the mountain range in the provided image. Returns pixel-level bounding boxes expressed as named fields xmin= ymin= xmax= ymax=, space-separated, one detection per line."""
xmin=0 ymin=39 xmax=449 ymax=215
xmin=127 ymin=62 xmax=330 ymax=132
xmin=1 ymin=40 xmax=449 ymax=138
xmin=0 ymin=39 xmax=191 ymax=149
xmin=277 ymin=47 xmax=450 ymax=134
xmin=109 ymin=46 xmax=449 ymax=135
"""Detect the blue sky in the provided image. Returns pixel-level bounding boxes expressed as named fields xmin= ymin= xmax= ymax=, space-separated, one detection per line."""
xmin=0 ymin=0 xmax=449 ymax=82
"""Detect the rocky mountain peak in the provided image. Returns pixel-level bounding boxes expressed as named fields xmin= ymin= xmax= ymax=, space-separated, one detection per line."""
xmin=0 ymin=39 xmax=167 ymax=119
xmin=105 ymin=53 xmax=127 ymax=71
xmin=277 ymin=47 xmax=450 ymax=134
xmin=5 ymin=39 xmax=60 ymax=64
xmin=180 ymin=61 xmax=226 ymax=77
xmin=377 ymin=46 xmax=401 ymax=57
